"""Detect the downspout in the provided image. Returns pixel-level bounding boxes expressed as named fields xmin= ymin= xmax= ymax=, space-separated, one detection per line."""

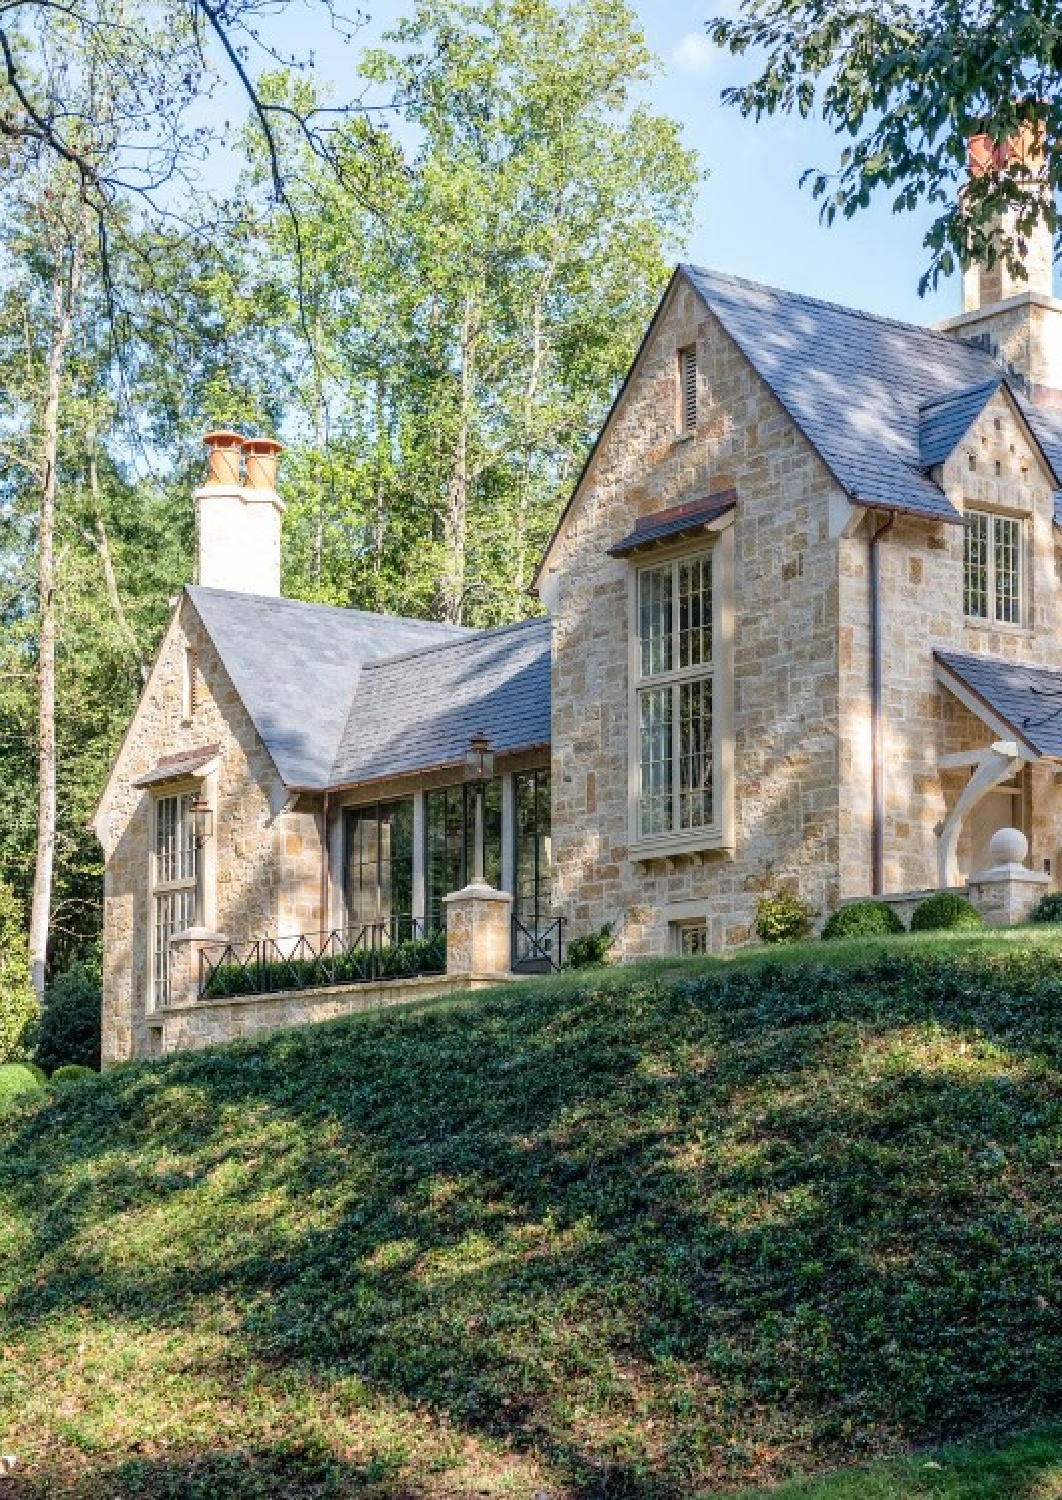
xmin=869 ymin=513 xmax=895 ymax=895
xmin=320 ymin=790 xmax=332 ymax=934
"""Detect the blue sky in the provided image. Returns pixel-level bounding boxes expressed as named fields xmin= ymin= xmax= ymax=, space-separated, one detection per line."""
xmin=250 ymin=0 xmax=1023 ymax=326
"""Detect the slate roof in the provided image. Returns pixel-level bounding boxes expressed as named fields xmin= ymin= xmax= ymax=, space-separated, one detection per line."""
xmin=187 ymin=587 xmax=471 ymax=788
xmin=935 ymin=649 xmax=1062 ymax=759
xmin=608 ymin=491 xmax=737 ymax=557
xmin=681 ymin=265 xmax=1062 ymax=524
xmin=328 ymin=616 xmax=552 ymax=788
xmin=919 ymin=380 xmax=1003 ymax=469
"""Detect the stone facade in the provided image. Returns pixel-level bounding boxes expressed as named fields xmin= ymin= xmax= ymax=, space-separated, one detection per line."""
xmin=98 ymin=594 xmax=325 ymax=1064
xmin=543 ymin=280 xmax=1062 ymax=959
xmin=543 ymin=277 xmax=845 ymax=956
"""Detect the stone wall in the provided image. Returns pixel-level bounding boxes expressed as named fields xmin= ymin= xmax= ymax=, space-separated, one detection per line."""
xmin=152 ymin=972 xmax=507 ymax=1057
xmin=544 ymin=277 xmax=846 ymax=957
xmin=838 ymin=388 xmax=1062 ymax=900
xmin=99 ymin=594 xmax=325 ymax=1064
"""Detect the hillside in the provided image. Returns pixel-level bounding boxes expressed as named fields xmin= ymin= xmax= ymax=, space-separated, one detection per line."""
xmin=1 ymin=933 xmax=1061 ymax=1498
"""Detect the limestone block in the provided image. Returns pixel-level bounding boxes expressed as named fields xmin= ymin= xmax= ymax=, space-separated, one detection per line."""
xmin=443 ymin=883 xmax=514 ymax=977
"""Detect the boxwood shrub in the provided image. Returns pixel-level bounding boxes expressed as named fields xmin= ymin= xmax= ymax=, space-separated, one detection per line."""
xmin=910 ymin=891 xmax=985 ymax=933
xmin=821 ymin=899 xmax=905 ymax=940
xmin=754 ymin=891 xmax=812 ymax=945
xmin=202 ymin=932 xmax=446 ymax=1000
xmin=1031 ymin=891 xmax=1062 ymax=924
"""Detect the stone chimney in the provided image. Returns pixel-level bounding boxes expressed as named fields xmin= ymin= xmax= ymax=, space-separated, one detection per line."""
xmin=195 ymin=432 xmax=286 ymax=595
xmin=937 ymin=124 xmax=1062 ymax=401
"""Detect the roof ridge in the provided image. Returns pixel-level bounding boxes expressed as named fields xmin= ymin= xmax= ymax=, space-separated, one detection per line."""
xmin=681 ymin=263 xmax=1003 ymax=354
xmin=362 ymin=613 xmax=550 ymax=672
xmin=918 ymin=376 xmax=1003 ymax=414
xmin=186 ymin=584 xmax=473 ymax=635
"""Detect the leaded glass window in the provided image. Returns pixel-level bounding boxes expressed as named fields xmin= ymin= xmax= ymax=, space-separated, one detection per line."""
xmin=635 ymin=549 xmax=715 ymax=840
xmin=964 ymin=510 xmax=1024 ymax=625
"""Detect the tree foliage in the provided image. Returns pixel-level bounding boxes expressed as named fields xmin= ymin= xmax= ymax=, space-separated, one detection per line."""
xmin=0 ymin=881 xmax=39 ymax=1061
xmin=709 ymin=1 xmax=1062 ymax=290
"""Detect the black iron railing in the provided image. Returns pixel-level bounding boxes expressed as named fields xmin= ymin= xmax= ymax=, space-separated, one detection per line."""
xmin=511 ymin=914 xmax=565 ymax=973
xmin=199 ymin=917 xmax=446 ymax=1000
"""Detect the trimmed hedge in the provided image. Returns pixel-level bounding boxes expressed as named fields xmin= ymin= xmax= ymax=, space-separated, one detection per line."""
xmin=50 ymin=1064 xmax=97 ymax=1086
xmin=0 ymin=1062 xmax=45 ymax=1114
xmin=1031 ymin=892 xmax=1062 ymax=924
xmin=202 ymin=932 xmax=446 ymax=1000
xmin=911 ymin=891 xmax=985 ymax=933
xmin=822 ymin=900 xmax=905 ymax=940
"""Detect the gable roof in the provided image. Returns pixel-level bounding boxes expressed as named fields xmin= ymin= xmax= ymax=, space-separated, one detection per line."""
xmin=187 ymin=587 xmax=471 ymax=789
xmin=535 ymin=264 xmax=1062 ymax=588
xmin=326 ymin=616 xmax=551 ymax=790
xmin=919 ymin=379 xmax=1004 ymax=468
xmin=935 ymin=649 xmax=1062 ymax=760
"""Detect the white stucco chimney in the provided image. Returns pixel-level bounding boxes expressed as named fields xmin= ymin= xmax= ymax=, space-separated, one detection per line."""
xmin=195 ymin=431 xmax=286 ymax=595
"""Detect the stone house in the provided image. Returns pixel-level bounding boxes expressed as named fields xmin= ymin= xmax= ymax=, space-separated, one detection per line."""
xmin=97 ymin=140 xmax=1062 ymax=1060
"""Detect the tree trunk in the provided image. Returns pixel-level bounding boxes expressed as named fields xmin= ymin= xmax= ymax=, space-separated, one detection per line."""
xmin=28 ymin=228 xmax=84 ymax=997
xmin=87 ymin=436 xmax=147 ymax=683
xmin=439 ymin=293 xmax=478 ymax=624
xmin=512 ymin=251 xmax=559 ymax=611
xmin=372 ymin=374 xmax=388 ymax=606
xmin=312 ymin=306 xmax=325 ymax=587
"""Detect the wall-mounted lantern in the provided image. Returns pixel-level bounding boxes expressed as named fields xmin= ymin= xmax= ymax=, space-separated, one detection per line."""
xmin=190 ymin=794 xmax=214 ymax=848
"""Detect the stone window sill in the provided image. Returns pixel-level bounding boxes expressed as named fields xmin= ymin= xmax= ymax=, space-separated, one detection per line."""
xmin=963 ymin=617 xmax=1033 ymax=639
xmin=630 ymin=828 xmax=732 ymax=865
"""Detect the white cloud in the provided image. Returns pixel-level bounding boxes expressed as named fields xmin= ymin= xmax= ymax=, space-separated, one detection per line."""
xmin=672 ymin=32 xmax=717 ymax=75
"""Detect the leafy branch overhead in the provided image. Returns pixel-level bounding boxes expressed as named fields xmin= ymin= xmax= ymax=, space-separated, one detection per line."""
xmin=709 ymin=0 xmax=1062 ymax=290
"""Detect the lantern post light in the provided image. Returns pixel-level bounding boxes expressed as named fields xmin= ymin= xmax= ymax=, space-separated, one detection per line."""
xmin=464 ymin=732 xmax=495 ymax=885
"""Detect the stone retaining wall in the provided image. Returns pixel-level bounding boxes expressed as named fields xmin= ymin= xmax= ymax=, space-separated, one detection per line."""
xmin=148 ymin=971 xmax=512 ymax=1056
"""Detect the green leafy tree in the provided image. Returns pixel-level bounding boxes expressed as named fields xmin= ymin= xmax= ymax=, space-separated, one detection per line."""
xmin=708 ymin=2 xmax=1062 ymax=290
xmin=0 ymin=881 xmax=39 ymax=1061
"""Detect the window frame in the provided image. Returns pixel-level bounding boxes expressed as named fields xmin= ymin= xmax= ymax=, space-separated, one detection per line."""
xmin=149 ymin=787 xmax=199 ymax=1010
xmin=627 ymin=523 xmax=735 ymax=861
xmin=963 ymin=507 xmax=1028 ymax=628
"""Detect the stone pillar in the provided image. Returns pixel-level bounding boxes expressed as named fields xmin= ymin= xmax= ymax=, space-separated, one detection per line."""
xmin=966 ymin=827 xmax=1049 ymax=928
xmin=168 ymin=927 xmax=229 ymax=1007
xmin=442 ymin=883 xmax=513 ymax=979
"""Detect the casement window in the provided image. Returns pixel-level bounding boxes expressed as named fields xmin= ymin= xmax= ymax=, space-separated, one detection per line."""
xmin=675 ymin=920 xmax=709 ymax=956
xmin=151 ymin=791 xmax=198 ymax=1008
xmin=677 ymin=345 xmax=698 ymax=434
xmin=634 ymin=550 xmax=716 ymax=842
xmin=343 ymin=800 xmax=414 ymax=933
xmin=424 ymin=782 xmax=502 ymax=931
xmin=964 ymin=511 xmax=1024 ymax=625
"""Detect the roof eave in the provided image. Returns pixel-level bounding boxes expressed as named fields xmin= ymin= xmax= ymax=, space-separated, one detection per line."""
xmin=289 ymin=740 xmax=553 ymax=799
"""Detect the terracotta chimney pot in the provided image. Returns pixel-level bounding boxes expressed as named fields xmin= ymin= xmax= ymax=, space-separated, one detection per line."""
xmin=242 ymin=437 xmax=285 ymax=491
xmin=203 ymin=430 xmax=245 ymax=486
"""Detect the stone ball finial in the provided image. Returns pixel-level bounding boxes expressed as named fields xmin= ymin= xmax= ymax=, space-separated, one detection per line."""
xmin=989 ymin=826 xmax=1028 ymax=868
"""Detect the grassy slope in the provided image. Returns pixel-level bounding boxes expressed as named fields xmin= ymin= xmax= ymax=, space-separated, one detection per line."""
xmin=1 ymin=931 xmax=1060 ymax=1498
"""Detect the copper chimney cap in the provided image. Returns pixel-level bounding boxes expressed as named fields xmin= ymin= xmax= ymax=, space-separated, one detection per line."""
xmin=242 ymin=436 xmax=285 ymax=491
xmin=203 ymin=430 xmax=245 ymax=486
